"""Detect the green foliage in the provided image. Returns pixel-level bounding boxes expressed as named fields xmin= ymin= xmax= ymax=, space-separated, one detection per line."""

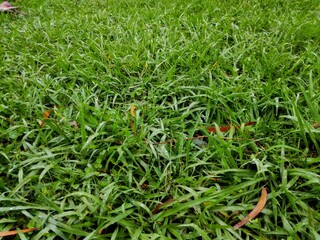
xmin=0 ymin=0 xmax=319 ymax=239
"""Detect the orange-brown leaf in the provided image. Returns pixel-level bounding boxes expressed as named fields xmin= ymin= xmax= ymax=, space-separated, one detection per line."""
xmin=244 ymin=121 xmax=256 ymax=127
xmin=206 ymin=125 xmax=231 ymax=133
xmin=43 ymin=110 xmax=51 ymax=119
xmin=0 ymin=228 xmax=39 ymax=237
xmin=207 ymin=121 xmax=256 ymax=133
xmin=233 ymin=187 xmax=268 ymax=230
xmin=40 ymin=110 xmax=52 ymax=128
xmin=152 ymin=197 xmax=176 ymax=214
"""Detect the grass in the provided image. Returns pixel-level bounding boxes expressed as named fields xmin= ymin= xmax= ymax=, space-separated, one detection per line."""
xmin=1 ymin=0 xmax=320 ymax=239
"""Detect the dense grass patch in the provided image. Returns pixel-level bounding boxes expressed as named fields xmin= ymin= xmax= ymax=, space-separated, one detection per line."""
xmin=1 ymin=0 xmax=320 ymax=239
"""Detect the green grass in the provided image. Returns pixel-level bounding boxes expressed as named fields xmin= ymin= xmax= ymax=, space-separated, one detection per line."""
xmin=1 ymin=0 xmax=320 ymax=239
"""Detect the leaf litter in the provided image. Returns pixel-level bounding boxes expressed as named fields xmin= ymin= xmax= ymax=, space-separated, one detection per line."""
xmin=0 ymin=228 xmax=39 ymax=237
xmin=233 ymin=187 xmax=268 ymax=230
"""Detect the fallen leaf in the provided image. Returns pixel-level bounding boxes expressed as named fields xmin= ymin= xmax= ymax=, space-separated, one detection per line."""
xmin=146 ymin=122 xmax=255 ymax=145
xmin=313 ymin=122 xmax=320 ymax=129
xmin=129 ymin=105 xmax=137 ymax=133
xmin=207 ymin=121 xmax=256 ymax=133
xmin=233 ymin=187 xmax=268 ymax=230
xmin=43 ymin=110 xmax=51 ymax=119
xmin=152 ymin=197 xmax=176 ymax=214
xmin=0 ymin=228 xmax=39 ymax=237
xmin=40 ymin=110 xmax=52 ymax=128
xmin=130 ymin=105 xmax=136 ymax=117
xmin=244 ymin=122 xmax=256 ymax=127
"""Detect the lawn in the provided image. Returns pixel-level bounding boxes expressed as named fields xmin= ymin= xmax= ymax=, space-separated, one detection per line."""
xmin=1 ymin=0 xmax=320 ymax=239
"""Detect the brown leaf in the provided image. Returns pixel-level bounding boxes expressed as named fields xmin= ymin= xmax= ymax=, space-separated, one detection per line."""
xmin=207 ymin=121 xmax=256 ymax=133
xmin=313 ymin=122 xmax=320 ymax=129
xmin=233 ymin=187 xmax=268 ymax=230
xmin=40 ymin=110 xmax=52 ymax=128
xmin=152 ymin=197 xmax=176 ymax=214
xmin=0 ymin=228 xmax=39 ymax=237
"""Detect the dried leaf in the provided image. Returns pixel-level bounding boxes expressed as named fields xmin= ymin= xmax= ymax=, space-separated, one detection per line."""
xmin=207 ymin=125 xmax=231 ymax=133
xmin=244 ymin=121 xmax=256 ymax=127
xmin=43 ymin=110 xmax=51 ymax=119
xmin=40 ymin=110 xmax=52 ymax=128
xmin=130 ymin=105 xmax=136 ymax=117
xmin=233 ymin=187 xmax=268 ymax=230
xmin=152 ymin=197 xmax=176 ymax=214
xmin=207 ymin=121 xmax=256 ymax=133
xmin=0 ymin=228 xmax=39 ymax=237
xmin=146 ymin=122 xmax=255 ymax=145
xmin=129 ymin=105 xmax=137 ymax=133
xmin=313 ymin=122 xmax=320 ymax=129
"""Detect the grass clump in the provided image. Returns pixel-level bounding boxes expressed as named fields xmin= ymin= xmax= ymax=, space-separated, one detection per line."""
xmin=1 ymin=0 xmax=320 ymax=239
